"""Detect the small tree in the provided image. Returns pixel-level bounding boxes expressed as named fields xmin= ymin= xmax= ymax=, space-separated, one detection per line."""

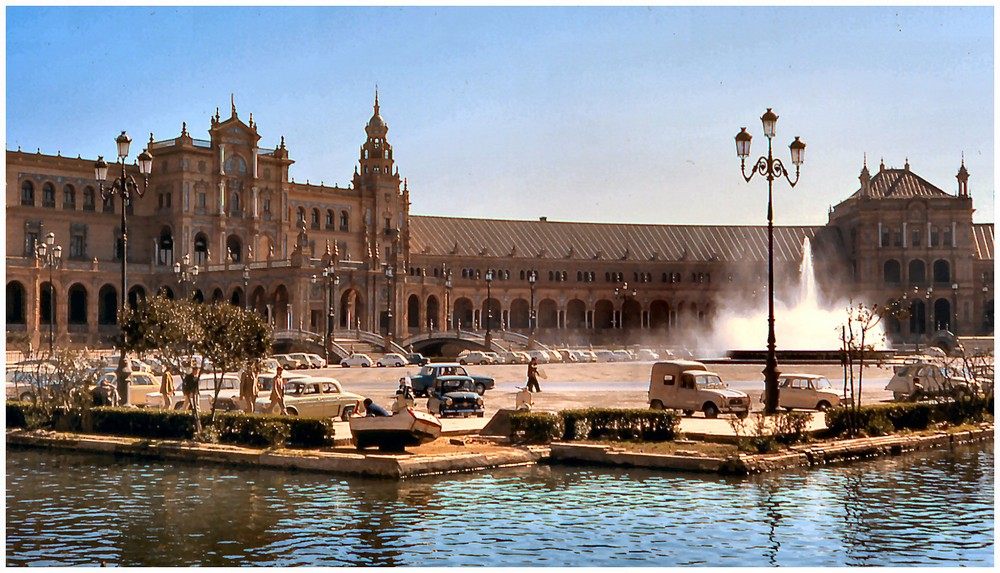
xmin=120 ymin=295 xmax=203 ymax=376
xmin=197 ymin=302 xmax=273 ymax=423
xmin=839 ymin=301 xmax=886 ymax=435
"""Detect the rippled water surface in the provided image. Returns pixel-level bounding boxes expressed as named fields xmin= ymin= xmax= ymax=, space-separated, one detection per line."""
xmin=6 ymin=443 xmax=993 ymax=567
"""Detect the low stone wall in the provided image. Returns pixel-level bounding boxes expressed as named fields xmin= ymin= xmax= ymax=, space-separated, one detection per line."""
xmin=547 ymin=425 xmax=994 ymax=475
xmin=6 ymin=429 xmax=544 ymax=480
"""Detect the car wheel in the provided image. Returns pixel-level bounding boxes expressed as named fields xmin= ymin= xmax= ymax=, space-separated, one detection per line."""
xmin=816 ymin=401 xmax=831 ymax=411
xmin=18 ymin=392 xmax=34 ymax=403
xmin=703 ymin=403 xmax=719 ymax=419
xmin=650 ymin=399 xmax=664 ymax=410
xmin=737 ymin=410 xmax=749 ymax=419
xmin=341 ymin=363 xmax=349 ymax=368
xmin=341 ymin=406 xmax=355 ymax=421
xmin=362 ymin=363 xmax=370 ymax=368
xmin=287 ymin=407 xmax=299 ymax=416
xmin=459 ymin=359 xmax=467 ymax=365
xmin=475 ymin=383 xmax=486 ymax=396
xmin=683 ymin=410 xmax=695 ymax=417
xmin=376 ymin=363 xmax=384 ymax=367
xmin=395 ymin=362 xmax=403 ymax=367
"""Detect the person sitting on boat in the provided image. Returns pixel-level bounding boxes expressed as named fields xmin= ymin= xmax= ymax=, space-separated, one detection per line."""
xmin=364 ymin=398 xmax=391 ymax=417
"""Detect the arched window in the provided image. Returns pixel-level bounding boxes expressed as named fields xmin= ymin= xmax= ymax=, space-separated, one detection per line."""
xmin=311 ymin=208 xmax=320 ymax=229
xmin=224 ymin=154 xmax=247 ymax=175
xmin=883 ymin=260 xmax=901 ymax=284
xmin=42 ymin=182 xmax=56 ymax=207
xmin=194 ymin=234 xmax=209 ymax=266
xmin=21 ymin=181 xmax=34 ymax=206
xmin=933 ymin=260 xmax=951 ymax=284
xmin=63 ymin=184 xmax=76 ymax=209
xmin=6 ymin=282 xmax=26 ymax=324
xmin=68 ymin=284 xmax=88 ymax=325
xmin=230 ymin=192 xmax=240 ymax=215
xmin=326 ymin=210 xmax=334 ymax=228
xmin=908 ymin=259 xmax=927 ymax=285
xmin=340 ymin=211 xmax=350 ymax=231
xmin=297 ymin=207 xmax=305 ymax=223
xmin=227 ymin=235 xmax=242 ymax=263
xmin=98 ymin=285 xmax=118 ymax=325
xmin=83 ymin=186 xmax=96 ymax=211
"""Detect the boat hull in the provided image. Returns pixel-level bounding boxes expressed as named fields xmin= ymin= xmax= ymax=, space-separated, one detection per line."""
xmin=350 ymin=408 xmax=443 ymax=452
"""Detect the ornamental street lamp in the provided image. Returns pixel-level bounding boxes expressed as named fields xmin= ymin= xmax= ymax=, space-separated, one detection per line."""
xmin=385 ymin=265 xmax=394 ymax=341
xmin=242 ymin=265 xmax=250 ymax=310
xmin=312 ymin=263 xmax=338 ymax=362
xmin=735 ymin=108 xmax=806 ymax=415
xmin=485 ymin=270 xmax=495 ymax=350
xmin=614 ymin=280 xmax=637 ymax=329
xmin=95 ymin=131 xmax=153 ymax=405
xmin=35 ymin=232 xmax=62 ymax=358
xmin=173 ymin=254 xmax=200 ymax=300
xmin=528 ymin=270 xmax=537 ymax=343
xmin=444 ymin=265 xmax=453 ymax=331
xmin=951 ymin=283 xmax=959 ymax=333
xmin=925 ymin=286 xmax=934 ymax=333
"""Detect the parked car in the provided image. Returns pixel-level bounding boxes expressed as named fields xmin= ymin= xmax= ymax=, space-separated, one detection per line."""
xmin=101 ymin=355 xmax=154 ymax=373
xmin=410 ymin=363 xmax=495 ymax=397
xmin=340 ymin=353 xmax=374 ymax=368
xmin=6 ymin=362 xmax=58 ymax=402
xmin=484 ymin=352 xmax=501 ymax=364
xmin=498 ymin=351 xmax=529 ymax=364
xmin=376 ymin=353 xmax=407 ymax=368
xmin=575 ymin=350 xmax=597 ymax=362
xmin=765 ymin=373 xmax=842 ymax=411
xmin=594 ymin=350 xmax=616 ymax=362
xmin=612 ymin=350 xmax=633 ymax=362
xmin=274 ymin=354 xmax=307 ymax=370
xmin=146 ymin=373 xmax=242 ymax=411
xmin=94 ymin=370 xmax=160 ymax=406
xmin=556 ymin=349 xmax=577 ymax=362
xmin=459 ymin=351 xmax=495 ymax=365
xmin=543 ymin=350 xmax=564 ymax=363
xmin=259 ymin=358 xmax=280 ymax=373
xmin=635 ymin=349 xmax=660 ymax=361
xmin=254 ymin=377 xmax=363 ymax=420
xmin=648 ymin=360 xmax=751 ymax=418
xmin=885 ymin=361 xmax=985 ymax=401
xmin=426 ymin=376 xmax=485 ymax=418
xmin=407 ymin=353 xmax=431 ymax=366
xmin=290 ymin=353 xmax=326 ymax=369
xmin=526 ymin=350 xmax=550 ymax=364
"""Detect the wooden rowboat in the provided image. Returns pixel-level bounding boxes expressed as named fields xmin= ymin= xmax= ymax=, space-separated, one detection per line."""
xmin=349 ymin=408 xmax=443 ymax=451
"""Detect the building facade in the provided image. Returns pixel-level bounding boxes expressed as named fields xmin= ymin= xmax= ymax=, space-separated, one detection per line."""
xmin=6 ymin=96 xmax=994 ymax=353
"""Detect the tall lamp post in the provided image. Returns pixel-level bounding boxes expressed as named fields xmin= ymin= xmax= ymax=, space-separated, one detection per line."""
xmin=35 ymin=232 xmax=62 ymax=358
xmin=614 ymin=280 xmax=637 ymax=329
xmin=385 ymin=265 xmax=394 ymax=342
xmin=312 ymin=263 xmax=338 ymax=362
xmin=951 ymin=283 xmax=959 ymax=333
xmin=484 ymin=270 xmax=495 ymax=350
xmin=444 ymin=265 xmax=453 ymax=331
xmin=242 ymin=265 xmax=250 ymax=310
xmin=528 ymin=270 xmax=537 ymax=344
xmin=173 ymin=254 xmax=200 ymax=299
xmin=735 ymin=108 xmax=806 ymax=415
xmin=95 ymin=131 xmax=153 ymax=405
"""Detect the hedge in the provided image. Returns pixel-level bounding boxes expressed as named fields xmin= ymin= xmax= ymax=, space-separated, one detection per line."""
xmin=7 ymin=402 xmax=335 ymax=448
xmin=825 ymin=396 xmax=993 ymax=437
xmin=511 ymin=408 xmax=681 ymax=444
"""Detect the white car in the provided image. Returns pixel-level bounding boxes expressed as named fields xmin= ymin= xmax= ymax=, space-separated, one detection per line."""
xmin=594 ymin=350 xmax=616 ymax=362
xmin=340 ymin=353 xmax=373 ymax=368
xmin=768 ymin=374 xmax=843 ymax=411
xmin=274 ymin=354 xmax=308 ymax=370
xmin=498 ymin=351 xmax=530 ymax=364
xmin=612 ymin=350 xmax=633 ymax=362
xmin=636 ymin=349 xmax=660 ymax=361
xmin=376 ymin=353 xmax=407 ymax=368
xmin=525 ymin=350 xmax=550 ymax=364
xmin=146 ymin=373 xmax=242 ymax=411
xmin=459 ymin=351 xmax=494 ymax=365
xmin=575 ymin=350 xmax=597 ymax=362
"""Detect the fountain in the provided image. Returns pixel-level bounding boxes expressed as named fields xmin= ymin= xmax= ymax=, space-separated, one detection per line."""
xmin=703 ymin=237 xmax=874 ymax=356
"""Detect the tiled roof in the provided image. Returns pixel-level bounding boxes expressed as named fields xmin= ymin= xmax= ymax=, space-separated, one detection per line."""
xmin=972 ymin=224 xmax=994 ymax=260
xmin=849 ymin=168 xmax=953 ymax=200
xmin=410 ymin=216 xmax=834 ymax=263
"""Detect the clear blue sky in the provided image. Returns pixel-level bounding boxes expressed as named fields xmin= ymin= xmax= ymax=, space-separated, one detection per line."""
xmin=6 ymin=6 xmax=994 ymax=225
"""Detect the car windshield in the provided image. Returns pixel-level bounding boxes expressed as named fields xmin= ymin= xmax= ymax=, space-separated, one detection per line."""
xmin=812 ymin=377 xmax=833 ymax=389
xmin=695 ymin=375 xmax=725 ymax=389
xmin=440 ymin=380 xmax=472 ymax=392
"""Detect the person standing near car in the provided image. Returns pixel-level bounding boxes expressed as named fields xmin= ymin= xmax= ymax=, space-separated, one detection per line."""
xmin=268 ymin=365 xmax=287 ymax=415
xmin=159 ymin=368 xmax=174 ymax=409
xmin=240 ymin=360 xmax=260 ymax=414
xmin=182 ymin=365 xmax=201 ymax=412
xmin=526 ymin=358 xmax=541 ymax=392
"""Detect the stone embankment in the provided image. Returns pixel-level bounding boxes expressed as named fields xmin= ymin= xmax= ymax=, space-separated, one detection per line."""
xmin=548 ymin=424 xmax=994 ymax=475
xmin=5 ymin=430 xmax=545 ymax=480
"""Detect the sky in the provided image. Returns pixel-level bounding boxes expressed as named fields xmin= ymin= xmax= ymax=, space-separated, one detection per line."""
xmin=5 ymin=6 xmax=995 ymax=226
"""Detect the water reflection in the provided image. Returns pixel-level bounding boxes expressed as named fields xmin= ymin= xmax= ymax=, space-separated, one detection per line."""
xmin=6 ymin=444 xmax=993 ymax=567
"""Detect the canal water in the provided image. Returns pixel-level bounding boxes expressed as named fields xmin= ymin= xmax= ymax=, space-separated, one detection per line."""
xmin=6 ymin=443 xmax=993 ymax=567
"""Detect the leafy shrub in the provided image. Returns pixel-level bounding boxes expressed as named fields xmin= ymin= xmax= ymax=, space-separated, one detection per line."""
xmin=560 ymin=408 xmax=680 ymax=442
xmin=773 ymin=411 xmax=812 ymax=445
xmin=510 ymin=411 xmax=563 ymax=444
xmin=824 ymin=399 xmax=992 ymax=437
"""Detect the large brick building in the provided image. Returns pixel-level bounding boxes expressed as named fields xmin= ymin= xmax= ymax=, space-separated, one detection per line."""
xmin=5 ymin=95 xmax=994 ymax=353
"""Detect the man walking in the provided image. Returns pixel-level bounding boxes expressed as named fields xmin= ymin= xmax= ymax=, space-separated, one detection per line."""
xmin=526 ymin=357 xmax=541 ymax=392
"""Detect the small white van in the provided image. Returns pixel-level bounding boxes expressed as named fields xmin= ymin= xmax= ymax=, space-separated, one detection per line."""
xmin=648 ymin=360 xmax=751 ymax=418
